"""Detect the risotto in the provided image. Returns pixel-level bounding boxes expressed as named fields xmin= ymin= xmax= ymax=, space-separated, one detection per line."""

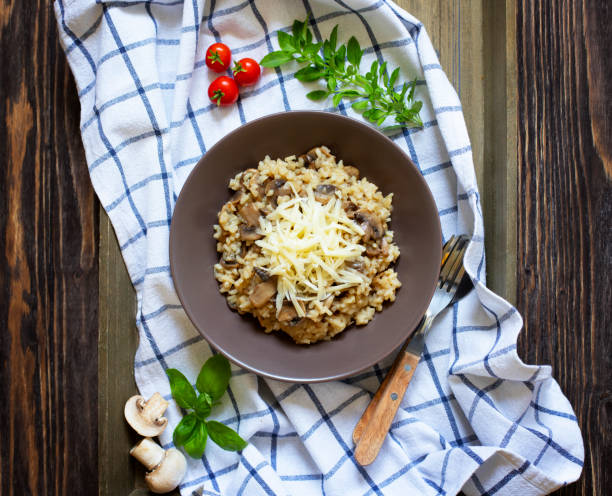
xmin=213 ymin=146 xmax=401 ymax=344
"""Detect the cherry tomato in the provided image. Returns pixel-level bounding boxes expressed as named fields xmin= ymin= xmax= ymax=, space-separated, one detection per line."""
xmin=232 ymin=58 xmax=261 ymax=87
xmin=208 ymin=76 xmax=239 ymax=106
xmin=205 ymin=43 xmax=231 ymax=73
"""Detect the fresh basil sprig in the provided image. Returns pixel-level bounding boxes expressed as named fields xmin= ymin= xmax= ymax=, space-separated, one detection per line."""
xmin=260 ymin=19 xmax=423 ymax=129
xmin=166 ymin=355 xmax=247 ymax=458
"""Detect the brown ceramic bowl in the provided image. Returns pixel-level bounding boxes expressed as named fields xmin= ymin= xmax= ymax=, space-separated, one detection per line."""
xmin=170 ymin=111 xmax=441 ymax=382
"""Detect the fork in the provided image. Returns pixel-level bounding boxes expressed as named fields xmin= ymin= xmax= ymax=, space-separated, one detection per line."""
xmin=353 ymin=234 xmax=470 ymax=466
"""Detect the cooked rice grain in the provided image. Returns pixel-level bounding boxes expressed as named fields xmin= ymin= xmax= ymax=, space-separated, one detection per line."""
xmin=213 ymin=146 xmax=401 ymax=344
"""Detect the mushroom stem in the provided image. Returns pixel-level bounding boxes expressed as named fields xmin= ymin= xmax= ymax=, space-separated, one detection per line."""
xmin=130 ymin=438 xmax=165 ymax=471
xmin=130 ymin=438 xmax=187 ymax=494
xmin=138 ymin=392 xmax=169 ymax=423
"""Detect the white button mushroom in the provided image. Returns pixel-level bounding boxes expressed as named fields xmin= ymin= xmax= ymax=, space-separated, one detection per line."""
xmin=130 ymin=438 xmax=187 ymax=494
xmin=124 ymin=392 xmax=169 ymax=437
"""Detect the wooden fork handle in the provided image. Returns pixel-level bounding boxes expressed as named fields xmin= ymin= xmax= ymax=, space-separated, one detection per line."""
xmin=353 ymin=349 xmax=420 ymax=466
xmin=352 ymin=347 xmax=402 ymax=445
xmin=352 ymin=319 xmax=428 ymax=445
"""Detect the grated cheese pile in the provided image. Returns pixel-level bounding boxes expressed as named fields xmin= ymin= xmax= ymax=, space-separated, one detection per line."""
xmin=255 ymin=187 xmax=368 ymax=317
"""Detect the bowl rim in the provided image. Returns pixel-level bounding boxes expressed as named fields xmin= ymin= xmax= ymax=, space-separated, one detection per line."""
xmin=170 ymin=110 xmax=442 ymax=382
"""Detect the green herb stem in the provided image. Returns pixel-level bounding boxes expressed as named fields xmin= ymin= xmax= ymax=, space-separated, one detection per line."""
xmin=260 ymin=19 xmax=423 ymax=129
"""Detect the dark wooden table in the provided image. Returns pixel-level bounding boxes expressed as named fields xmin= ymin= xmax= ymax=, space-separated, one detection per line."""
xmin=1 ymin=1 xmax=610 ymax=495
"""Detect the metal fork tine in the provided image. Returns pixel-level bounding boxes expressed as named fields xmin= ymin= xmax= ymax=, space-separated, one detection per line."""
xmin=438 ymin=235 xmax=459 ymax=287
xmin=444 ymin=240 xmax=468 ymax=291
xmin=441 ymin=235 xmax=456 ymax=263
xmin=453 ymin=262 xmax=467 ymax=288
xmin=451 ymin=238 xmax=470 ymax=287
xmin=440 ymin=253 xmax=461 ymax=289
xmin=442 ymin=235 xmax=456 ymax=252
xmin=440 ymin=236 xmax=464 ymax=285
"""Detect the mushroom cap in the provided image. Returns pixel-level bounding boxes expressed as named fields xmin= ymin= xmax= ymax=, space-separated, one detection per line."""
xmin=124 ymin=395 xmax=168 ymax=437
xmin=145 ymin=448 xmax=187 ymax=494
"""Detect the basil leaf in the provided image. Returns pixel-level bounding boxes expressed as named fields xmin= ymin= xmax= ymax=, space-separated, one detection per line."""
xmin=295 ymin=66 xmax=324 ymax=82
xmin=352 ymin=100 xmax=369 ymax=111
xmin=332 ymin=92 xmax=344 ymax=107
xmin=379 ymin=61 xmax=387 ymax=77
xmin=327 ymin=77 xmax=337 ymax=92
xmin=173 ymin=412 xmax=198 ymax=447
xmin=347 ymin=36 xmax=361 ymax=66
xmin=329 ymin=25 xmax=338 ymax=50
xmin=389 ymin=67 xmax=400 ymax=88
xmin=303 ymin=42 xmax=322 ymax=56
xmin=338 ymin=89 xmax=360 ymax=97
xmin=382 ymin=124 xmax=404 ymax=132
xmin=354 ymin=75 xmax=373 ymax=93
xmin=408 ymin=77 xmax=417 ymax=101
xmin=367 ymin=108 xmax=386 ymax=122
xmin=313 ymin=54 xmax=326 ymax=67
xmin=301 ymin=17 xmax=309 ymax=40
xmin=277 ymin=31 xmax=294 ymax=51
xmin=260 ymin=51 xmax=293 ymax=68
xmin=369 ymin=61 xmax=379 ymax=86
xmin=323 ymin=40 xmax=332 ymax=60
xmin=194 ymin=393 xmax=212 ymax=420
xmin=400 ymin=82 xmax=409 ymax=101
xmin=305 ymin=27 xmax=312 ymax=44
xmin=380 ymin=61 xmax=389 ymax=85
xmin=292 ymin=20 xmax=304 ymax=40
xmin=306 ymin=90 xmax=329 ymax=101
xmin=196 ymin=354 xmax=231 ymax=400
xmin=184 ymin=421 xmax=208 ymax=459
xmin=334 ymin=45 xmax=346 ymax=71
xmin=206 ymin=420 xmax=248 ymax=452
xmin=166 ymin=368 xmax=196 ymax=409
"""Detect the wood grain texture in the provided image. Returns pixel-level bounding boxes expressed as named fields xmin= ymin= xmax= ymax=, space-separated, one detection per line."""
xmin=353 ymin=350 xmax=420 ymax=465
xmin=0 ymin=1 xmax=99 ymax=495
xmin=98 ymin=209 xmax=173 ymax=494
xmin=516 ymin=1 xmax=612 ymax=495
xmin=399 ymin=0 xmax=518 ymax=303
xmin=98 ymin=211 xmax=141 ymax=495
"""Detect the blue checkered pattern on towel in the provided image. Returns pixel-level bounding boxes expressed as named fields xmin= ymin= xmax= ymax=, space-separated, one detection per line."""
xmin=55 ymin=1 xmax=584 ymax=494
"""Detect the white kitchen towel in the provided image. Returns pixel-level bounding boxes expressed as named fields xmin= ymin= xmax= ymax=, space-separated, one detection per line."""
xmin=55 ymin=1 xmax=584 ymax=494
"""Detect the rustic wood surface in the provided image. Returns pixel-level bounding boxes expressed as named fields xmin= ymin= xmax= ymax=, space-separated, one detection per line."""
xmin=515 ymin=1 xmax=612 ymax=494
xmin=401 ymin=0 xmax=518 ymax=304
xmin=0 ymin=1 xmax=99 ymax=495
xmin=0 ymin=1 xmax=609 ymax=495
xmin=98 ymin=215 xmax=141 ymax=495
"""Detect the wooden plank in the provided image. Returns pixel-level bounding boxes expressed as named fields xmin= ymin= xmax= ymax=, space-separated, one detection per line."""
xmin=98 ymin=209 xmax=140 ymax=495
xmin=515 ymin=1 xmax=612 ymax=495
xmin=399 ymin=0 xmax=517 ymax=303
xmin=482 ymin=0 xmax=518 ymax=303
xmin=98 ymin=208 xmax=179 ymax=495
xmin=0 ymin=1 xmax=99 ymax=493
